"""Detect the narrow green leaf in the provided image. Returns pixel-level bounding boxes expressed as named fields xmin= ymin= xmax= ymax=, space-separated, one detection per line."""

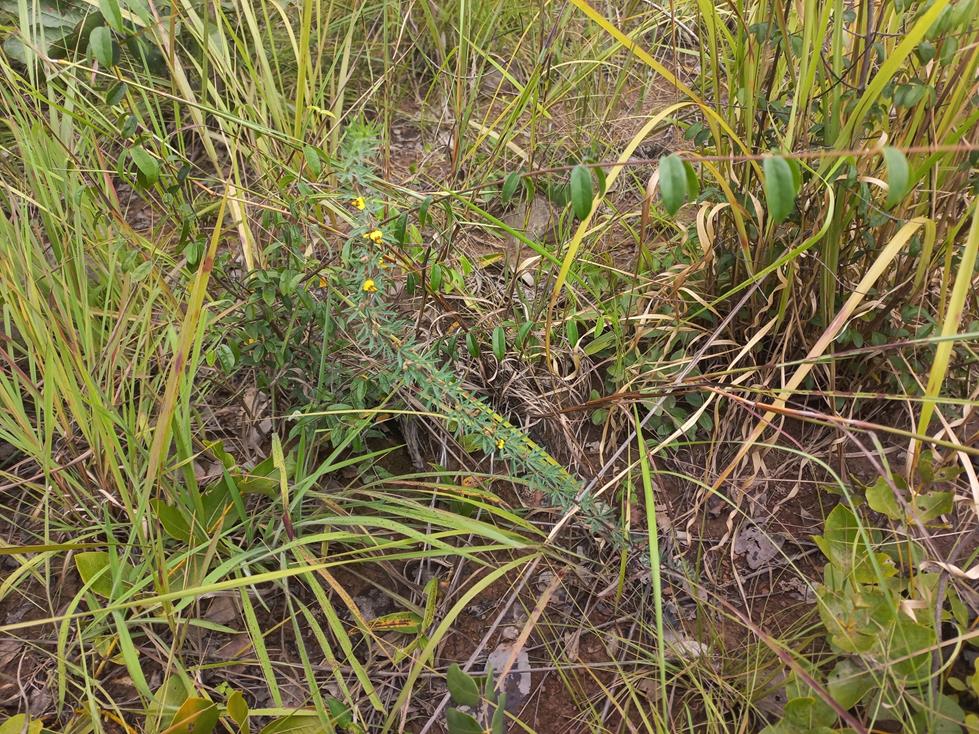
xmin=883 ymin=146 xmax=910 ymax=209
xmin=446 ymin=664 xmax=481 ymax=707
xmin=302 ymin=145 xmax=321 ymax=178
xmin=501 ymin=171 xmax=521 ymax=204
xmin=658 ymin=154 xmax=688 ymax=215
xmin=763 ymin=155 xmax=797 ymax=224
xmin=569 ymin=164 xmax=594 ymax=220
xmin=393 ymin=212 xmax=408 ymax=244
xmin=466 ymin=333 xmax=480 ymax=358
xmin=419 ymin=196 xmax=432 ymax=228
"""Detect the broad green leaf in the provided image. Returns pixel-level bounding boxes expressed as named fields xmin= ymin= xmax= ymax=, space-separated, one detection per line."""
xmin=163 ymin=698 xmax=218 ymax=734
xmin=865 ymin=477 xmax=902 ymax=520
xmin=763 ymin=155 xmax=797 ymax=224
xmin=883 ymin=146 xmax=910 ymax=209
xmin=658 ymin=153 xmax=688 ymax=215
xmin=445 ymin=708 xmax=483 ymax=734
xmin=501 ymin=171 xmax=521 ymax=204
xmin=569 ymin=164 xmax=593 ymax=220
xmin=446 ymin=664 xmax=481 ymax=707
xmin=87 ymin=25 xmax=115 ymax=67
xmin=492 ymin=326 xmax=506 ymax=361
xmin=130 ymin=146 xmax=159 ymax=188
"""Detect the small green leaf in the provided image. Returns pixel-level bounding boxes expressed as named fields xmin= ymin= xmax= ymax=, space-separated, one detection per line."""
xmin=565 ymin=318 xmax=579 ymax=346
xmin=421 ymin=576 xmax=439 ymax=629
xmin=501 ymin=171 xmax=521 ymax=204
xmin=419 ymin=196 xmax=432 ymax=228
xmin=302 ymin=145 xmax=321 ymax=178
xmin=325 ymin=697 xmax=353 ymax=728
xmin=445 ymin=708 xmax=483 ymax=734
xmin=166 ymin=698 xmax=218 ymax=734
xmin=393 ymin=212 xmax=408 ymax=244
xmin=257 ymin=714 xmax=324 ymax=734
xmin=682 ymin=160 xmax=700 ymax=201
xmin=490 ymin=693 xmax=506 ymax=734
xmin=763 ymin=155 xmax=797 ymax=224
xmin=659 ymin=153 xmax=688 ymax=215
xmin=466 ymin=332 xmax=480 ymax=358
xmin=88 ymin=25 xmax=116 ymax=67
xmin=447 ymin=664 xmax=481 ymax=707
xmin=883 ymin=146 xmax=910 ymax=209
xmin=569 ymin=164 xmax=593 ymax=220
xmin=225 ymin=691 xmax=249 ymax=733
xmin=0 ymin=716 xmax=42 ymax=734
xmin=516 ymin=321 xmax=533 ymax=348
xmin=152 ymin=500 xmax=191 ymax=541
xmin=105 ymin=81 xmax=127 ymax=106
xmin=865 ymin=477 xmax=902 ymax=520
xmin=75 ymin=551 xmax=114 ymax=597
xmin=98 ymin=0 xmax=123 ymax=31
xmin=130 ymin=146 xmax=159 ymax=188
xmin=491 ymin=326 xmax=506 ymax=361
xmin=913 ymin=490 xmax=952 ymax=523
xmin=783 ymin=697 xmax=836 ymax=730
xmin=429 ymin=263 xmax=443 ymax=291
xmin=368 ymin=611 xmax=423 ymax=634
xmin=130 ymin=259 xmax=154 ymax=282
xmin=826 ymin=660 xmax=873 ymax=709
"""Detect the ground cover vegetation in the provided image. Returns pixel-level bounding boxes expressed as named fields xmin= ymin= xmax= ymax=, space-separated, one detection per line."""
xmin=0 ymin=0 xmax=978 ymax=731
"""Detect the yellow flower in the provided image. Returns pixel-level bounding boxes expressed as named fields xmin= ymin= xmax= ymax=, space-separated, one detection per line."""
xmin=352 ymin=196 xmax=366 ymax=210
xmin=377 ymin=257 xmax=389 ymax=269
xmin=245 ymin=338 xmax=256 ymax=345
xmin=364 ymin=229 xmax=383 ymax=245
xmin=496 ymin=438 xmax=505 ymax=450
xmin=318 ymin=276 xmax=328 ymax=288
xmin=362 ymin=279 xmax=378 ymax=293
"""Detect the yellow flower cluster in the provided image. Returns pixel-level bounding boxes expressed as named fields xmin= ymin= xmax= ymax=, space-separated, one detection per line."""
xmin=364 ymin=229 xmax=383 ymax=245
xmin=362 ymin=279 xmax=378 ymax=293
xmin=352 ymin=196 xmax=366 ymax=211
